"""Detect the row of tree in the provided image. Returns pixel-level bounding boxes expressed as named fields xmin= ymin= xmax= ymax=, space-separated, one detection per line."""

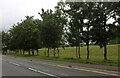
xmin=2 ymin=2 xmax=120 ymax=61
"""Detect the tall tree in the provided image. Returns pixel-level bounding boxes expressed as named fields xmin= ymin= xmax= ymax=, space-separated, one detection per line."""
xmin=63 ymin=2 xmax=86 ymax=59
xmin=80 ymin=2 xmax=95 ymax=60
xmin=8 ymin=16 xmax=41 ymax=55
xmin=111 ymin=2 xmax=120 ymax=44
xmin=2 ymin=31 xmax=9 ymax=54
xmin=21 ymin=16 xmax=41 ymax=55
xmin=91 ymin=2 xmax=117 ymax=61
xmin=39 ymin=8 xmax=65 ymax=57
xmin=63 ymin=2 xmax=95 ymax=59
xmin=0 ymin=32 xmax=2 ymax=51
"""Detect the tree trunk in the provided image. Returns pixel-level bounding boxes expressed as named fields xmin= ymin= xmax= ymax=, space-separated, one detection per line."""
xmin=19 ymin=49 xmax=21 ymax=54
xmin=36 ymin=49 xmax=38 ymax=56
xmin=47 ymin=48 xmax=49 ymax=57
xmin=2 ymin=49 xmax=4 ymax=54
xmin=16 ymin=50 xmax=18 ymax=54
xmin=23 ymin=50 xmax=25 ymax=55
xmin=44 ymin=48 xmax=46 ymax=57
xmin=10 ymin=50 xmax=11 ymax=54
xmin=76 ymin=46 xmax=78 ymax=58
xmin=57 ymin=48 xmax=59 ymax=57
xmin=104 ymin=45 xmax=107 ymax=61
xmin=87 ymin=45 xmax=90 ymax=60
xmin=32 ymin=49 xmax=34 ymax=56
xmin=8 ymin=50 xmax=9 ymax=54
xmin=53 ymin=48 xmax=56 ymax=57
xmin=78 ymin=45 xmax=81 ymax=59
xmin=29 ymin=50 xmax=31 ymax=55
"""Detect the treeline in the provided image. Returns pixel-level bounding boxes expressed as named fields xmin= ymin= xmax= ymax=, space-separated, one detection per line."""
xmin=2 ymin=2 xmax=120 ymax=61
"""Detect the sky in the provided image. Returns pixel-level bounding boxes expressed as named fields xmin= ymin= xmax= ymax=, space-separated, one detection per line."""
xmin=0 ymin=0 xmax=117 ymax=32
xmin=0 ymin=0 xmax=60 ymax=31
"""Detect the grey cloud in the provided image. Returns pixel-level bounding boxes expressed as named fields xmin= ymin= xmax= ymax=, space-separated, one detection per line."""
xmin=0 ymin=0 xmax=59 ymax=31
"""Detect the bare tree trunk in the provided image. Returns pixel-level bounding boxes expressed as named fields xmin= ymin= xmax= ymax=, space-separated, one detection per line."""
xmin=19 ymin=49 xmax=21 ymax=54
xmin=36 ymin=49 xmax=38 ymax=56
xmin=10 ymin=50 xmax=12 ymax=54
xmin=57 ymin=48 xmax=59 ymax=57
xmin=8 ymin=50 xmax=9 ymax=54
xmin=53 ymin=48 xmax=56 ymax=57
xmin=32 ymin=49 xmax=34 ymax=56
xmin=78 ymin=45 xmax=81 ymax=59
xmin=47 ymin=48 xmax=49 ymax=57
xmin=104 ymin=45 xmax=107 ymax=61
xmin=2 ymin=50 xmax=4 ymax=55
xmin=44 ymin=48 xmax=46 ymax=57
xmin=23 ymin=50 xmax=25 ymax=55
xmin=28 ymin=50 xmax=31 ymax=55
xmin=76 ymin=46 xmax=78 ymax=58
xmin=87 ymin=45 xmax=90 ymax=60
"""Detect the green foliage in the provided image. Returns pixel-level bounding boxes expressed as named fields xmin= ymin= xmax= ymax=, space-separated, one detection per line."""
xmin=3 ymin=16 xmax=41 ymax=56
xmin=39 ymin=8 xmax=66 ymax=49
xmin=2 ymin=31 xmax=10 ymax=50
xmin=2 ymin=2 xmax=119 ymax=62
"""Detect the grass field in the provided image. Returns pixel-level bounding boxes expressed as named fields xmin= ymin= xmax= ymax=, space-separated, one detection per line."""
xmin=10 ymin=44 xmax=119 ymax=66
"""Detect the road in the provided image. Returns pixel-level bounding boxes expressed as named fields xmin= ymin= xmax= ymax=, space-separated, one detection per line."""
xmin=2 ymin=55 xmax=119 ymax=78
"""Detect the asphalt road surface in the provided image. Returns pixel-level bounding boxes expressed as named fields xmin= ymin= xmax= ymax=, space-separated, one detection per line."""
xmin=2 ymin=55 xmax=119 ymax=78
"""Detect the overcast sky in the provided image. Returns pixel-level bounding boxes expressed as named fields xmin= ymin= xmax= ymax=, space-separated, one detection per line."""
xmin=0 ymin=0 xmax=60 ymax=31
xmin=0 ymin=0 xmax=117 ymax=31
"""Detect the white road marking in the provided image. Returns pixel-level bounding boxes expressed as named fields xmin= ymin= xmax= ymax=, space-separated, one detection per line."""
xmin=9 ymin=62 xmax=20 ymax=66
xmin=57 ymin=65 xmax=70 ymax=68
xmin=73 ymin=67 xmax=119 ymax=76
xmin=3 ymin=57 xmax=119 ymax=77
xmin=7 ymin=61 xmax=59 ymax=77
xmin=41 ymin=62 xmax=119 ymax=76
xmin=28 ymin=68 xmax=58 ymax=77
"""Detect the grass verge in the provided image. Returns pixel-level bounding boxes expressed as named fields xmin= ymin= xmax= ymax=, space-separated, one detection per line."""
xmin=6 ymin=44 xmax=119 ymax=67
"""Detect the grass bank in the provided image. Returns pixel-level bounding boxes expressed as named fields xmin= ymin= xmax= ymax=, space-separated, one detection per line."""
xmin=7 ymin=44 xmax=119 ymax=66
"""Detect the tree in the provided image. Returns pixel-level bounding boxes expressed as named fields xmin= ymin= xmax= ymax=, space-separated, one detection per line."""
xmin=20 ymin=16 xmax=41 ymax=55
xmin=32 ymin=19 xmax=41 ymax=55
xmin=2 ymin=31 xmax=10 ymax=54
xmin=63 ymin=2 xmax=87 ymax=59
xmin=63 ymin=2 xmax=95 ymax=59
xmin=80 ymin=2 xmax=95 ymax=60
xmin=8 ymin=23 xmax=24 ymax=54
xmin=53 ymin=2 xmax=67 ymax=57
xmin=111 ymin=2 xmax=120 ymax=44
xmin=39 ymin=8 xmax=65 ymax=57
xmin=0 ymin=32 xmax=2 ymax=51
xmin=91 ymin=2 xmax=117 ymax=61
xmin=7 ymin=16 xmax=41 ymax=55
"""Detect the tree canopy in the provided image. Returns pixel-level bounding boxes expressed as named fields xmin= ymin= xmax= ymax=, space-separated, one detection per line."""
xmin=2 ymin=2 xmax=119 ymax=60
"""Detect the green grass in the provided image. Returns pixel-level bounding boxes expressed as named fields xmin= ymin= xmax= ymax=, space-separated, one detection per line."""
xmin=8 ymin=44 xmax=119 ymax=66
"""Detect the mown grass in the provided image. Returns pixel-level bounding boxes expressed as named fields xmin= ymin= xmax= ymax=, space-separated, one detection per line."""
xmin=9 ymin=44 xmax=119 ymax=66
